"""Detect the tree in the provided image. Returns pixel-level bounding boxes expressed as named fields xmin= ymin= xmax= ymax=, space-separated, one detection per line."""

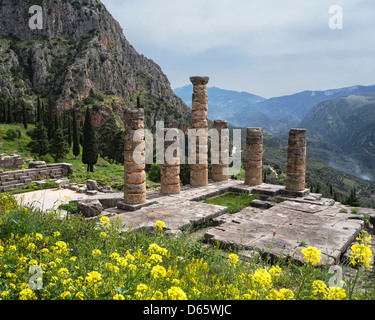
xmin=82 ymin=107 xmax=98 ymax=172
xmin=7 ymin=100 xmax=13 ymax=124
xmin=344 ymin=188 xmax=361 ymax=207
xmin=22 ymin=102 xmax=28 ymax=129
xmin=28 ymin=121 xmax=49 ymax=157
xmin=72 ymin=109 xmax=81 ymax=159
xmin=49 ymin=120 xmax=69 ymax=162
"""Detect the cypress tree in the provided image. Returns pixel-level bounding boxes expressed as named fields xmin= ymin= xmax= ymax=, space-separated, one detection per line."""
xmin=22 ymin=102 xmax=28 ymax=129
xmin=36 ymin=96 xmax=41 ymax=124
xmin=30 ymin=121 xmax=49 ymax=157
xmin=82 ymin=107 xmax=98 ymax=172
xmin=0 ymin=101 xmax=3 ymax=123
xmin=7 ymin=100 xmax=12 ymax=124
xmin=3 ymin=100 xmax=7 ymax=124
xmin=72 ymin=109 xmax=80 ymax=159
xmin=49 ymin=118 xmax=68 ymax=162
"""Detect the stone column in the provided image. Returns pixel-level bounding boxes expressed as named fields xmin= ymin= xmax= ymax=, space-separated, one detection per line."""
xmin=245 ymin=128 xmax=263 ymax=186
xmin=212 ymin=120 xmax=229 ymax=181
xmin=190 ymin=76 xmax=209 ymax=186
xmin=124 ymin=108 xmax=146 ymax=204
xmin=161 ymin=128 xmax=181 ymax=194
xmin=286 ymin=129 xmax=307 ymax=192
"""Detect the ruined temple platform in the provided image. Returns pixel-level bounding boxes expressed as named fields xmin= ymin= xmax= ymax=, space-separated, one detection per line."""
xmin=102 ymin=180 xmax=373 ymax=266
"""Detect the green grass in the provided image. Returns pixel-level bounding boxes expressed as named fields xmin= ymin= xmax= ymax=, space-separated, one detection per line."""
xmin=204 ymin=193 xmax=259 ymax=214
xmin=0 ymin=193 xmax=374 ymax=300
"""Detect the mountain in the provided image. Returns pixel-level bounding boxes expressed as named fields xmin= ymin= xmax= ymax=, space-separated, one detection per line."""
xmin=0 ymin=0 xmax=191 ymax=129
xmin=174 ymin=85 xmax=375 ymax=133
xmin=299 ymin=92 xmax=375 ymax=180
xmin=174 ymin=85 xmax=266 ymax=127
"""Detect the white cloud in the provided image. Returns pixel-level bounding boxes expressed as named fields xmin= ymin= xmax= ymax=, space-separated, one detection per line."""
xmin=101 ymin=0 xmax=375 ymax=97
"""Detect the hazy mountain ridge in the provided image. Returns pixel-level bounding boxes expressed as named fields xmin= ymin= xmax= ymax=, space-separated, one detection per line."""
xmin=300 ymin=92 xmax=375 ymax=180
xmin=174 ymin=84 xmax=375 ymax=133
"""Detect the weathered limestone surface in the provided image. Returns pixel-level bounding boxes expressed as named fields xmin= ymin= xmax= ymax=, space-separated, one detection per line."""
xmin=111 ymin=199 xmax=227 ymax=233
xmin=124 ymin=108 xmax=146 ymax=205
xmin=205 ymin=200 xmax=365 ymax=265
xmin=212 ymin=120 xmax=229 ymax=182
xmin=245 ymin=128 xmax=263 ymax=186
xmin=286 ymin=129 xmax=307 ymax=192
xmin=190 ymin=76 xmax=209 ymax=187
xmin=161 ymin=129 xmax=180 ymax=194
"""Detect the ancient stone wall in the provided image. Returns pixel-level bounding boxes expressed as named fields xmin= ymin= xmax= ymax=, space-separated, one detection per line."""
xmin=0 ymin=163 xmax=73 ymax=192
xmin=0 ymin=154 xmax=24 ymax=169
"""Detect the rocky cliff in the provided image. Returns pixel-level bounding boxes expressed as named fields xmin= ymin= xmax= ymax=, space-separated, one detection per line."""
xmin=0 ymin=0 xmax=191 ymax=128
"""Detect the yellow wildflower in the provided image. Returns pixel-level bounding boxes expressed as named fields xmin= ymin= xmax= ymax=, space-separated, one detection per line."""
xmin=92 ymin=249 xmax=102 ymax=258
xmin=155 ymin=220 xmax=165 ymax=231
xmin=302 ymin=247 xmax=321 ymax=266
xmin=167 ymin=286 xmax=187 ymax=300
xmin=151 ymin=265 xmax=167 ymax=279
xmin=350 ymin=243 xmax=373 ymax=269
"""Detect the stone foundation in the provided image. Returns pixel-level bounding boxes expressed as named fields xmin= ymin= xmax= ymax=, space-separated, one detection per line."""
xmin=0 ymin=154 xmax=24 ymax=169
xmin=0 ymin=163 xmax=73 ymax=192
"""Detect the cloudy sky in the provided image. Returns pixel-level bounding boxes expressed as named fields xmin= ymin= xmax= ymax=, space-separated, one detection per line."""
xmin=101 ymin=0 xmax=375 ymax=98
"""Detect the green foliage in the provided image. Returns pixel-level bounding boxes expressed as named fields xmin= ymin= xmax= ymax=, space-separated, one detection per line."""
xmin=82 ymin=107 xmax=98 ymax=172
xmin=5 ymin=128 xmax=18 ymax=140
xmin=204 ymin=193 xmax=259 ymax=214
xmin=147 ymin=164 xmax=161 ymax=183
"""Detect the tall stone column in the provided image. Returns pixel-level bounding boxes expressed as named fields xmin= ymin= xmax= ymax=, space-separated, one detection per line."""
xmin=161 ymin=128 xmax=181 ymax=194
xmin=212 ymin=120 xmax=229 ymax=181
xmin=190 ymin=76 xmax=209 ymax=186
xmin=124 ymin=108 xmax=146 ymax=204
xmin=286 ymin=129 xmax=307 ymax=192
xmin=245 ymin=128 xmax=263 ymax=186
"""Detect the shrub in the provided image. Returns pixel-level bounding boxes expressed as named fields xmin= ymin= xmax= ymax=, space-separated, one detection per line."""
xmin=5 ymin=128 xmax=18 ymax=141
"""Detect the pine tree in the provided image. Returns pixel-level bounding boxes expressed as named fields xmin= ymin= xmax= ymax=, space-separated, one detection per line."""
xmin=82 ymin=107 xmax=98 ymax=172
xmin=72 ymin=109 xmax=80 ymax=159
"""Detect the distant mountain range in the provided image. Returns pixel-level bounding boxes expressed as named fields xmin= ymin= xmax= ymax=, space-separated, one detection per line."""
xmin=174 ymin=84 xmax=375 ymax=133
xmin=300 ymin=92 xmax=375 ymax=180
xmin=174 ymin=84 xmax=375 ymax=181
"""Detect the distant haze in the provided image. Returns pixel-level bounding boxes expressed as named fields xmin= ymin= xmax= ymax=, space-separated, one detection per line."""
xmin=102 ymin=0 xmax=375 ymax=98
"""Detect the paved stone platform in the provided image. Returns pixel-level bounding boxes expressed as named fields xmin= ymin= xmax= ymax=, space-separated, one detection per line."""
xmin=98 ymin=180 xmax=374 ymax=266
xmin=106 ymin=198 xmax=227 ymax=233
xmin=205 ymin=200 xmax=366 ymax=266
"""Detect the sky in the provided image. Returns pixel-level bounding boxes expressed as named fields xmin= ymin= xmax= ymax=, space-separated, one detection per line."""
xmin=101 ymin=0 xmax=375 ymax=98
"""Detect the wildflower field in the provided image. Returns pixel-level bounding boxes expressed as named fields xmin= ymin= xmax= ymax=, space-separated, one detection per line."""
xmin=0 ymin=193 xmax=374 ymax=301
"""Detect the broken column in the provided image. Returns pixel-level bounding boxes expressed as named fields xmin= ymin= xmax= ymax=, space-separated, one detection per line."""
xmin=190 ymin=76 xmax=209 ymax=186
xmin=286 ymin=129 xmax=307 ymax=192
xmin=124 ymin=108 xmax=146 ymax=204
xmin=245 ymin=128 xmax=263 ymax=186
xmin=212 ymin=120 xmax=229 ymax=181
xmin=161 ymin=128 xmax=181 ymax=194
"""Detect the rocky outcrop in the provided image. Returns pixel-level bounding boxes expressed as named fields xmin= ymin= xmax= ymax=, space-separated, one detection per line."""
xmin=0 ymin=0 xmax=191 ymax=129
